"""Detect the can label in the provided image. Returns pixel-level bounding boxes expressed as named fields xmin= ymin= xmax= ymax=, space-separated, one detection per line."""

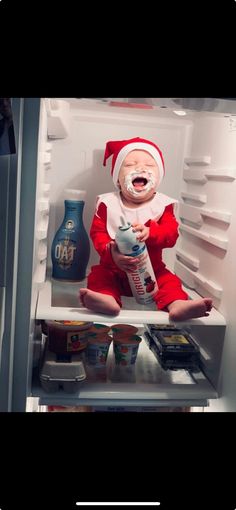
xmin=116 ymin=225 xmax=158 ymax=305
xmin=128 ymin=250 xmax=158 ymax=305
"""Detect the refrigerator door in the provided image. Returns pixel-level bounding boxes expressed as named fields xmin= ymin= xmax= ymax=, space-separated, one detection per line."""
xmin=1 ymin=98 xmax=49 ymax=412
xmin=0 ymin=155 xmax=7 ymax=365
xmin=0 ymin=98 xmax=24 ymax=411
xmin=10 ymin=99 xmax=41 ymax=412
xmin=0 ymin=288 xmax=5 ymax=364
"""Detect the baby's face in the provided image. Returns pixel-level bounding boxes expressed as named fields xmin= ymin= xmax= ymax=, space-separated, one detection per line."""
xmin=118 ymin=150 xmax=160 ymax=203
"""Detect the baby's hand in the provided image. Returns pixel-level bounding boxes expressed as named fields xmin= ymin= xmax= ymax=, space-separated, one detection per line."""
xmin=110 ymin=241 xmax=138 ymax=273
xmin=132 ymin=222 xmax=150 ymax=242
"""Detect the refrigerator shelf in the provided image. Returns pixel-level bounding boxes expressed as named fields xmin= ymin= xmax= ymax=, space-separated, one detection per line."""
xmin=32 ymin=335 xmax=218 ymax=407
xmin=36 ymin=279 xmax=226 ymax=326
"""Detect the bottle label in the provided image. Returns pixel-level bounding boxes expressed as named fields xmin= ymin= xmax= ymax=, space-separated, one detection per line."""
xmin=67 ymin=332 xmax=87 ymax=352
xmin=65 ymin=219 xmax=75 ymax=230
xmin=51 ymin=200 xmax=90 ymax=280
xmin=53 ymin=238 xmax=77 ymax=270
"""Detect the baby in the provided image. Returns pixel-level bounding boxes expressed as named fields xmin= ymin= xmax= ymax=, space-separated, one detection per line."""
xmin=80 ymin=137 xmax=212 ymax=321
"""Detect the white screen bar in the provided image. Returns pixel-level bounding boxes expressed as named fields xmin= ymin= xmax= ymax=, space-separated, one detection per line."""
xmin=76 ymin=504 xmax=161 ymax=507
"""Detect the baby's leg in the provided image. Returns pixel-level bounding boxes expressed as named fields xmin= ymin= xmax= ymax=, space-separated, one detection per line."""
xmin=154 ymin=269 xmax=212 ymax=320
xmin=167 ymin=298 xmax=213 ymax=321
xmin=79 ymin=288 xmax=120 ymax=315
xmin=79 ymin=264 xmax=121 ymax=315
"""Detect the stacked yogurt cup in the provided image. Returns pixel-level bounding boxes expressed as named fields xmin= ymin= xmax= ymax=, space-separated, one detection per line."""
xmin=111 ymin=324 xmax=142 ymax=366
xmin=86 ymin=324 xmax=112 ymax=367
xmin=86 ymin=323 xmax=142 ymax=368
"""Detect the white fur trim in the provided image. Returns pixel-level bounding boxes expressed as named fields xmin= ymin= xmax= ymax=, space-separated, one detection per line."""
xmin=96 ymin=191 xmax=178 ymax=239
xmin=112 ymin=142 xmax=164 ymax=189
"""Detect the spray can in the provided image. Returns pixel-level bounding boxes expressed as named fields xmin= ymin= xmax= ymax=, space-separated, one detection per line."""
xmin=115 ymin=219 xmax=158 ymax=305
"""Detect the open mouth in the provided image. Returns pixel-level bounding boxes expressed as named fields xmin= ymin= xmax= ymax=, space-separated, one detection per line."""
xmin=132 ymin=177 xmax=148 ymax=189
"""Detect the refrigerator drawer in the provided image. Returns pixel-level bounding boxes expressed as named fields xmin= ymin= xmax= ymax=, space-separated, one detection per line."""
xmin=32 ymin=334 xmax=218 ymax=408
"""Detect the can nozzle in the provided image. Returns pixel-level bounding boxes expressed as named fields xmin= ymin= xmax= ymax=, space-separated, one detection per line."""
xmin=119 ymin=216 xmax=131 ymax=230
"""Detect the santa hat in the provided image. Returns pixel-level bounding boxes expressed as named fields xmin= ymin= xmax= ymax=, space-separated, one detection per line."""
xmin=103 ymin=137 xmax=165 ymax=188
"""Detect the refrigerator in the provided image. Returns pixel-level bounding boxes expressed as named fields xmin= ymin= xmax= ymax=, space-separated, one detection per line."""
xmin=1 ymin=96 xmax=236 ymax=412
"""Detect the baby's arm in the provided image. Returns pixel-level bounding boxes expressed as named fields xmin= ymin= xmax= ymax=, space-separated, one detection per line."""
xmin=146 ymin=204 xmax=179 ymax=248
xmin=131 ymin=205 xmax=178 ymax=248
xmin=131 ymin=223 xmax=150 ymax=242
xmin=110 ymin=241 xmax=139 ymax=273
xmin=90 ymin=202 xmax=114 ymax=264
xmin=90 ymin=202 xmax=138 ymax=271
xmin=90 ymin=204 xmax=110 ymax=249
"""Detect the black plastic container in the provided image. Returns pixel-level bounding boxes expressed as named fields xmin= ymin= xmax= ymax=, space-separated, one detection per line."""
xmin=145 ymin=328 xmax=200 ymax=371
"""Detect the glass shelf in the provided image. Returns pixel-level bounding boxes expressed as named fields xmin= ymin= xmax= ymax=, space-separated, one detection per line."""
xmin=32 ymin=335 xmax=218 ymax=407
xmin=36 ymin=279 xmax=226 ymax=326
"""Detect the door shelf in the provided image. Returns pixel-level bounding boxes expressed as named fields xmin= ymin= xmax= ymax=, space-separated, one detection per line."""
xmin=184 ymin=156 xmax=211 ymax=166
xmin=183 ymin=168 xmax=236 ymax=183
xmin=175 ymin=260 xmax=223 ymax=299
xmin=179 ymin=203 xmax=232 ymax=226
xmin=32 ymin=336 xmax=218 ymax=407
xmin=181 ymin=191 xmax=207 ymax=204
xmin=36 ymin=279 xmax=226 ymax=326
xmin=176 ymin=248 xmax=200 ymax=270
xmin=179 ymin=223 xmax=228 ymax=250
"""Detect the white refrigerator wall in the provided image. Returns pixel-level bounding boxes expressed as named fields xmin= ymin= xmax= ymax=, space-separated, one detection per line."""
xmin=179 ymin=115 xmax=236 ymax=412
xmin=46 ymin=107 xmax=193 ymax=273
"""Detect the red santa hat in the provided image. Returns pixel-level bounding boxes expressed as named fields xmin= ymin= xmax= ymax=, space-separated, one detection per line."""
xmin=103 ymin=137 xmax=165 ymax=188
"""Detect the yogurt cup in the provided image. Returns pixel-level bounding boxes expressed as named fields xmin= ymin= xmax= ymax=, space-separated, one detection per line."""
xmin=111 ymin=324 xmax=139 ymax=338
xmin=86 ymin=334 xmax=112 ymax=367
xmin=88 ymin=323 xmax=111 ymax=335
xmin=113 ymin=335 xmax=142 ymax=366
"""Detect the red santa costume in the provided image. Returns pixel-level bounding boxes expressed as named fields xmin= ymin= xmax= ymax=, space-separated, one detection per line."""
xmin=87 ymin=137 xmax=188 ymax=310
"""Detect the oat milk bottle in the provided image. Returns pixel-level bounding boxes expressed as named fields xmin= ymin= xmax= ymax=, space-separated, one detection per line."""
xmin=51 ymin=190 xmax=90 ymax=281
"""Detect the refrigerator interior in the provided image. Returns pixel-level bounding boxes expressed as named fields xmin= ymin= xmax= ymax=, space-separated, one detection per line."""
xmin=9 ymin=98 xmax=236 ymax=411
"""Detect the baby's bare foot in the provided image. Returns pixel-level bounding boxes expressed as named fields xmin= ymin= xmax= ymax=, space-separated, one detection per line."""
xmin=79 ymin=288 xmax=120 ymax=315
xmin=168 ymin=298 xmax=213 ymax=321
